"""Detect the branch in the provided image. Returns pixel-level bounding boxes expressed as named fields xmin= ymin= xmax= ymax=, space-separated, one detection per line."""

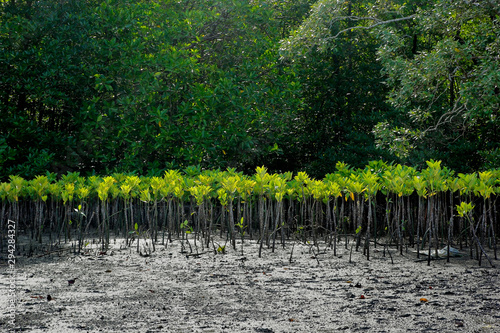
xmin=421 ymin=101 xmax=467 ymax=136
xmin=328 ymin=15 xmax=417 ymax=39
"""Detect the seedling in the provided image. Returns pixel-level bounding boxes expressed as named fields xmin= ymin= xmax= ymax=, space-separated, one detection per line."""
xmin=180 ymin=220 xmax=194 ymax=254
xmin=350 ymin=226 xmax=362 ymax=263
xmin=289 ymin=226 xmax=303 ymax=263
xmin=217 ymin=244 xmax=226 ymax=254
xmin=457 ymin=202 xmax=495 ymax=267
xmin=212 ymin=241 xmax=227 ymax=254
xmin=235 ymin=217 xmax=246 ymax=256
xmin=129 ymin=222 xmax=153 ymax=256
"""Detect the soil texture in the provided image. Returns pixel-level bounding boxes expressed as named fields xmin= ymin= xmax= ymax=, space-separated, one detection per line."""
xmin=1 ymin=237 xmax=499 ymax=332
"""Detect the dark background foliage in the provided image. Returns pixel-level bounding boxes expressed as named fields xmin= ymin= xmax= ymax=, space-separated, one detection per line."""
xmin=1 ymin=0 xmax=499 ymax=180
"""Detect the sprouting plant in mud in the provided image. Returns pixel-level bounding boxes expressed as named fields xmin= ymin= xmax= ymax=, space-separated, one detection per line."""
xmin=73 ymin=204 xmax=87 ymax=253
xmin=350 ymin=226 xmax=362 ymax=263
xmin=457 ymin=202 xmax=495 ymax=267
xmin=217 ymin=244 xmax=226 ymax=254
xmin=236 ymin=217 xmax=246 ymax=256
xmin=129 ymin=222 xmax=153 ymax=256
xmin=180 ymin=220 xmax=194 ymax=254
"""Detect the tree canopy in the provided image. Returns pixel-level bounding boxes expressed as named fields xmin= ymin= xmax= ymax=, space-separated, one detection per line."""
xmin=1 ymin=0 xmax=499 ymax=179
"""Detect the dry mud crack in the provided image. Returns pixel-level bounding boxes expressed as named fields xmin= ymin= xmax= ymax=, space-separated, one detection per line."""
xmin=1 ymin=239 xmax=499 ymax=333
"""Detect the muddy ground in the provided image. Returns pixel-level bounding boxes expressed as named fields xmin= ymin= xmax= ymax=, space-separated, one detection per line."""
xmin=1 ymin=235 xmax=499 ymax=333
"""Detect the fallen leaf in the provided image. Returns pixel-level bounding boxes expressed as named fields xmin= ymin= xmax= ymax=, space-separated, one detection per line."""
xmin=289 ymin=318 xmax=296 ymax=322
xmin=420 ymin=298 xmax=428 ymax=302
xmin=347 ymin=281 xmax=352 ymax=283
xmin=105 ymin=270 xmax=112 ymax=273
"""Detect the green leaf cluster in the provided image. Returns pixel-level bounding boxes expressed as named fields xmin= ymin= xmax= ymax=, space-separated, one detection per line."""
xmin=2 ymin=161 xmax=499 ymax=204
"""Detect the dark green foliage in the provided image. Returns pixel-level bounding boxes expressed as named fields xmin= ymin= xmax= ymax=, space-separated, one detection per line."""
xmin=1 ymin=0 xmax=499 ymax=180
xmin=373 ymin=0 xmax=500 ymax=170
xmin=0 ymin=0 xmax=305 ymax=179
xmin=278 ymin=1 xmax=399 ymax=177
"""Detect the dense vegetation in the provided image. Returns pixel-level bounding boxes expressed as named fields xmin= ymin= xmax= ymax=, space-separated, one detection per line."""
xmin=1 ymin=161 xmax=498 ymax=266
xmin=1 ymin=0 xmax=499 ymax=180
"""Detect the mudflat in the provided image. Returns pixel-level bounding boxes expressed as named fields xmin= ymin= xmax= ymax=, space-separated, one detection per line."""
xmin=2 ymin=237 xmax=499 ymax=333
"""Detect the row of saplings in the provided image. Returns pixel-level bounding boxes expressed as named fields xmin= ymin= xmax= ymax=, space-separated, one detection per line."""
xmin=0 ymin=162 xmax=498 ymax=267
